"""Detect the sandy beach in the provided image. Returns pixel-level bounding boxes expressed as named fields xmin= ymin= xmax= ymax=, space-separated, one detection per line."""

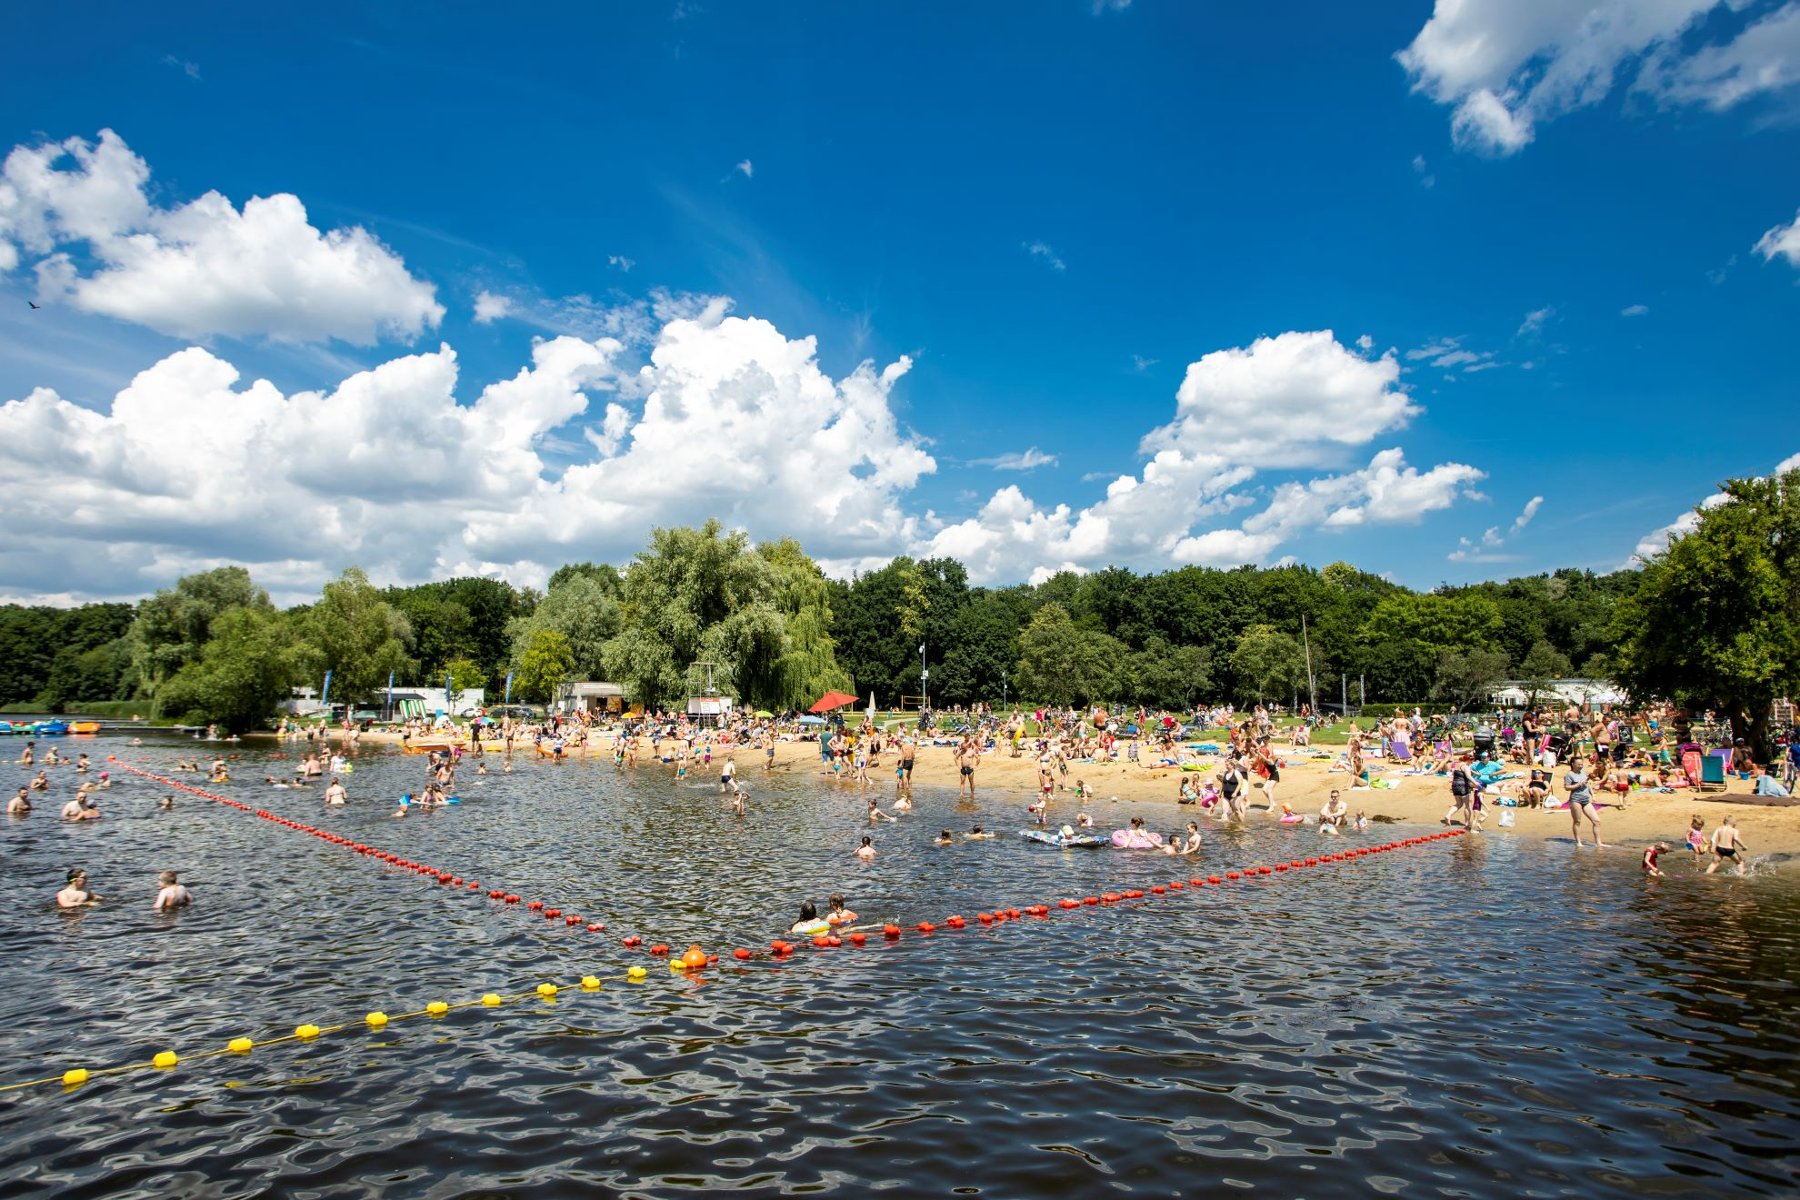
xmin=340 ymin=728 xmax=1800 ymax=859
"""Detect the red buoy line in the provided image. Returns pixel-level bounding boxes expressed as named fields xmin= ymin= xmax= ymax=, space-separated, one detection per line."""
xmin=112 ymin=757 xmax=1466 ymax=967
xmin=10 ymin=760 xmax=1467 ymax=1095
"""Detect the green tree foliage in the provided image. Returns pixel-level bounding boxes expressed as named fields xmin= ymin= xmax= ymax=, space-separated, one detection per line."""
xmin=1612 ymin=470 xmax=1800 ymax=757
xmin=1127 ymin=637 xmax=1211 ymax=709
xmin=1363 ymin=592 xmax=1504 ymax=654
xmin=507 ymin=573 xmax=620 ymax=683
xmin=599 ymin=521 xmax=841 ymax=711
xmin=1518 ymin=640 xmax=1573 ymax=704
xmin=157 ymin=607 xmax=306 ymax=731
xmin=516 ymin=629 xmax=576 ymax=704
xmin=1231 ymin=624 xmax=1307 ymax=703
xmin=385 ymin=576 xmax=531 ymax=687
xmin=129 ymin=567 xmax=271 ymax=704
xmin=0 ymin=603 xmax=135 ymax=709
xmin=1015 ymin=603 xmax=1125 ymax=707
xmin=1432 ymin=647 xmax=1511 ymax=711
xmin=757 ymin=538 xmax=853 ymax=709
xmin=304 ymin=568 xmax=414 ymax=701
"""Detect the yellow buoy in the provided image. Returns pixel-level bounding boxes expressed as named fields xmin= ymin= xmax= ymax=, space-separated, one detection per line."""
xmin=61 ymin=1068 xmax=89 ymax=1086
xmin=227 ymin=1037 xmax=254 ymax=1054
xmin=536 ymin=982 xmax=558 ymax=998
xmin=627 ymin=965 xmax=647 ymax=981
xmin=365 ymin=1011 xmax=389 ymax=1028
xmin=670 ymin=960 xmax=688 ymax=974
xmin=153 ymin=1050 xmax=179 ymax=1069
xmin=481 ymin=993 xmax=503 ymax=1007
xmin=426 ymin=1000 xmax=449 ymax=1017
xmin=295 ymin=1024 xmax=321 ymax=1039
xmin=581 ymin=975 xmax=601 ymax=990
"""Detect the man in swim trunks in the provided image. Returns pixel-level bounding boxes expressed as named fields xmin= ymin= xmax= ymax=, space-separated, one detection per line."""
xmin=899 ymin=737 xmax=916 ymax=787
xmin=1706 ymin=816 xmax=1748 ymax=876
xmin=956 ymin=739 xmax=980 ymax=799
xmin=8 ymin=787 xmax=29 ymax=815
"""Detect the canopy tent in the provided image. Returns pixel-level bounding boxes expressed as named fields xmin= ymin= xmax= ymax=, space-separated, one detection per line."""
xmin=798 ymin=715 xmax=827 ymax=725
xmin=809 ymin=691 xmax=859 ymax=714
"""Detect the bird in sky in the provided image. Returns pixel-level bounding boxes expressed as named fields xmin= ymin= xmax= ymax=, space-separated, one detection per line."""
xmin=27 ymin=301 xmax=39 ymax=309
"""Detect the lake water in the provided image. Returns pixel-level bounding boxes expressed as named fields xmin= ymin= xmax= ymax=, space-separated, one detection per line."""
xmin=2 ymin=735 xmax=1797 ymax=1198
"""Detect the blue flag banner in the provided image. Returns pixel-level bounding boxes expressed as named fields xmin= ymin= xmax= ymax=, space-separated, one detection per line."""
xmin=320 ymin=669 xmax=333 ymax=710
xmin=504 ymin=671 xmax=514 ymax=704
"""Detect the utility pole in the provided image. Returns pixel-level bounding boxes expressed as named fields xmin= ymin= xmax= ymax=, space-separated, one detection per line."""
xmin=1001 ymin=670 xmax=1008 ymax=709
xmin=1301 ymin=614 xmax=1317 ymax=714
xmin=919 ymin=643 xmax=928 ymax=712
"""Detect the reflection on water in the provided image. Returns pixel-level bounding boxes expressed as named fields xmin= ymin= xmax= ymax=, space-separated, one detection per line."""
xmin=2 ymin=736 xmax=1797 ymax=1198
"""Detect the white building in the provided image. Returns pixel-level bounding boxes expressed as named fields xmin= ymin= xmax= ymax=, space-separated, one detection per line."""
xmin=1491 ymin=678 xmax=1626 ymax=708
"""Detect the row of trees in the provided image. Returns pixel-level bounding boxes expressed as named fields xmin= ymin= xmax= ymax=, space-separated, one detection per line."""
xmin=3 ymin=469 xmax=1793 ymax=749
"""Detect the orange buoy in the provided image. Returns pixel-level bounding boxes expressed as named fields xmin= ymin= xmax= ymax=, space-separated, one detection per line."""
xmin=681 ymin=945 xmax=707 ymax=969
xmin=544 ymin=908 xmax=561 ymax=919
xmin=946 ymin=915 xmax=966 ymax=928
xmin=649 ymin=944 xmax=670 ymax=956
xmin=733 ymin=948 xmax=752 ymax=960
xmin=884 ymin=924 xmax=901 ymax=938
xmin=1058 ymin=898 xmax=1079 ymax=909
xmin=528 ymin=901 xmax=545 ymax=911
xmin=623 ymin=935 xmax=642 ymax=948
xmin=849 ymin=931 xmax=867 ymax=946
xmin=917 ymin=921 xmax=935 ymax=933
xmin=566 ymin=915 xmax=582 ymax=926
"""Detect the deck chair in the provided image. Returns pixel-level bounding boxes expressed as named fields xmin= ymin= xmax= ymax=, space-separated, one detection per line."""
xmin=1699 ymin=753 xmax=1727 ymax=791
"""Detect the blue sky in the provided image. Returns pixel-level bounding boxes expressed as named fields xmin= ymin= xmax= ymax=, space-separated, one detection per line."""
xmin=1 ymin=1 xmax=1797 ymax=603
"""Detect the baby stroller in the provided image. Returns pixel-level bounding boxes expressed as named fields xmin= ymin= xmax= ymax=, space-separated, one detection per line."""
xmin=1472 ymin=726 xmax=1497 ymax=759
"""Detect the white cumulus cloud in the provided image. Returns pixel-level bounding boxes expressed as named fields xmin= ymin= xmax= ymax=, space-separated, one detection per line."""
xmin=1399 ymin=1 xmax=1800 ymax=155
xmin=0 ymin=129 xmax=442 ymax=344
xmin=1756 ymin=208 xmax=1800 ymax=267
xmin=472 ymin=290 xmax=513 ymax=324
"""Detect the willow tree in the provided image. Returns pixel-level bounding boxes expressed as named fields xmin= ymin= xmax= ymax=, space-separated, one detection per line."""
xmin=602 ymin=521 xmax=794 ymax=710
xmin=758 ymin=537 xmax=853 ymax=709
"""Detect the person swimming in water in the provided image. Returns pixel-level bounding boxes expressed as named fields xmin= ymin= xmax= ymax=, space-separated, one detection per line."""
xmin=790 ymin=901 xmax=832 ymax=935
xmin=826 ymin=894 xmax=859 ymax=926
xmin=934 ymin=829 xmax=953 ymax=845
xmin=856 ymin=836 xmax=877 ymax=860
xmin=965 ymin=826 xmax=994 ymax=840
xmin=56 ymin=868 xmax=101 ymax=908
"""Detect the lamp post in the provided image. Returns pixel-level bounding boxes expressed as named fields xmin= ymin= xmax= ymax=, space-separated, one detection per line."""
xmin=1001 ymin=670 xmax=1008 ymax=710
xmin=919 ymin=643 xmax=929 ymax=712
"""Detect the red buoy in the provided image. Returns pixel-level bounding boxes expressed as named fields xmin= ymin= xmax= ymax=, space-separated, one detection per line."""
xmin=884 ymin=924 xmax=901 ymax=938
xmin=849 ymin=931 xmax=867 ymax=945
xmin=946 ymin=915 xmax=966 ymax=928
xmin=528 ymin=901 xmax=545 ymax=911
xmin=917 ymin=921 xmax=936 ymax=933
xmin=733 ymin=948 xmax=752 ymax=960
xmin=649 ymin=944 xmax=670 ymax=956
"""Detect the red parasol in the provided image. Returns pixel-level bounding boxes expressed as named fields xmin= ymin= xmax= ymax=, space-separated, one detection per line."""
xmin=809 ymin=691 xmax=859 ymax=714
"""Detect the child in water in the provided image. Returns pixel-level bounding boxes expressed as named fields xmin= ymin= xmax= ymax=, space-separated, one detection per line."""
xmin=1686 ymin=815 xmax=1706 ymax=862
xmin=934 ymin=829 xmax=954 ymax=845
xmin=856 ymin=836 xmax=877 ymax=860
xmin=826 ymin=894 xmax=859 ymax=926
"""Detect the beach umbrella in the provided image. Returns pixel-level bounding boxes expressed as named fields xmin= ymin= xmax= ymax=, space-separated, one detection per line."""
xmin=755 ymin=709 xmax=774 ymax=718
xmin=809 ymin=690 xmax=859 ymax=714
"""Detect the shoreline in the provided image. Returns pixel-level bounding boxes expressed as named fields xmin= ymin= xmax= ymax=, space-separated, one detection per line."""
xmin=290 ymin=727 xmax=1800 ymax=859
